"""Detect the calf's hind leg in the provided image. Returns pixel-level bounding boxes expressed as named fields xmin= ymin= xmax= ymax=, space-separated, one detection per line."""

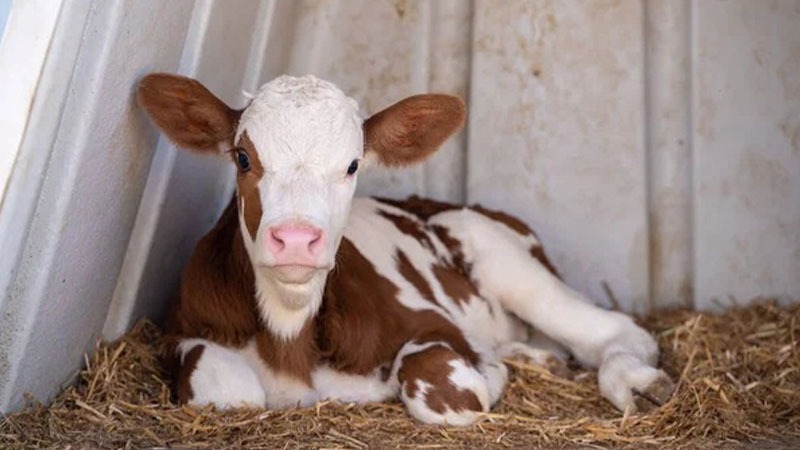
xmin=429 ymin=209 xmax=675 ymax=413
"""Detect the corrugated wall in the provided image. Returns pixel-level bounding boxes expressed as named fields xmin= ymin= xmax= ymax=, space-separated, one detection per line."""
xmin=1 ymin=0 xmax=798 ymax=413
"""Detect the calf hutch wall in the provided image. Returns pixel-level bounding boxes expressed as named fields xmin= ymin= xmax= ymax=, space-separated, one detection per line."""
xmin=0 ymin=0 xmax=798 ymax=414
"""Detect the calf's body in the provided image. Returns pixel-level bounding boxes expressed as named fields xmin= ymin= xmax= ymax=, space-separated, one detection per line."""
xmin=139 ymin=73 xmax=674 ymax=425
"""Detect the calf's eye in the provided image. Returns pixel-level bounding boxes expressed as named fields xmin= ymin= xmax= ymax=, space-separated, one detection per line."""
xmin=235 ymin=148 xmax=251 ymax=172
xmin=346 ymin=159 xmax=359 ymax=176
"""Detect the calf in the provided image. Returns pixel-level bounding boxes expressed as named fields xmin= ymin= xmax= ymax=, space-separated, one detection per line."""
xmin=137 ymin=73 xmax=674 ymax=425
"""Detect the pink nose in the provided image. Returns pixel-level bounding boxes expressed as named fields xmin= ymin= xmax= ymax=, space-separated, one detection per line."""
xmin=265 ymin=224 xmax=324 ymax=266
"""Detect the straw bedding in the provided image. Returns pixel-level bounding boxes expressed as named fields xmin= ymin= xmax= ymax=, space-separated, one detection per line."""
xmin=2 ymin=300 xmax=798 ymax=449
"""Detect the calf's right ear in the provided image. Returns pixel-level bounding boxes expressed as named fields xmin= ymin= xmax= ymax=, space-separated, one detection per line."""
xmin=137 ymin=73 xmax=240 ymax=153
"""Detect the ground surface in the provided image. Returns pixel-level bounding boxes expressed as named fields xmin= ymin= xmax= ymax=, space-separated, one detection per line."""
xmin=1 ymin=301 xmax=798 ymax=449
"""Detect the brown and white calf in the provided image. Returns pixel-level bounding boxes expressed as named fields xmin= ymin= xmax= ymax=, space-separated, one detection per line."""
xmin=137 ymin=73 xmax=674 ymax=425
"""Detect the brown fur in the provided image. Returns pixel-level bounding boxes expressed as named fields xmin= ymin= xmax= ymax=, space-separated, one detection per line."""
xmin=364 ymin=95 xmax=466 ymax=167
xmin=137 ymin=73 xmax=241 ymax=152
xmin=398 ymin=344 xmax=483 ymax=414
xmin=164 ymin=199 xmax=260 ymax=349
xmin=257 ymin=323 xmax=318 ymax=385
xmin=431 ymin=263 xmax=480 ymax=307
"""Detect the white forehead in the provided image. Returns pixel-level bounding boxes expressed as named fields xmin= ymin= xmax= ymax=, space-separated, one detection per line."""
xmin=236 ymin=75 xmax=363 ymax=166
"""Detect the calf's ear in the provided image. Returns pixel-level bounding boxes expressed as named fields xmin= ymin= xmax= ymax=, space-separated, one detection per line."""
xmin=137 ymin=73 xmax=240 ymax=153
xmin=363 ymin=94 xmax=465 ymax=167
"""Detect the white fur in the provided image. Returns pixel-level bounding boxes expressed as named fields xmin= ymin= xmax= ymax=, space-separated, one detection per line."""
xmin=253 ymin=273 xmax=326 ymax=341
xmin=598 ymin=352 xmax=671 ymax=411
xmin=312 ymin=366 xmax=397 ymax=404
xmin=234 ymin=340 xmax=396 ymax=409
xmin=400 ymin=379 xmax=439 ymax=424
xmin=177 ymin=339 xmax=266 ymax=409
xmin=479 ymin=361 xmax=508 ymax=407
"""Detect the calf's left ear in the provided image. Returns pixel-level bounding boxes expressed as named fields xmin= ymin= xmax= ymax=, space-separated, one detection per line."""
xmin=364 ymin=94 xmax=465 ymax=167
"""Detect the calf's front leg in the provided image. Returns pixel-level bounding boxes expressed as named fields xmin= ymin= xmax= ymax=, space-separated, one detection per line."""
xmin=392 ymin=341 xmax=490 ymax=426
xmin=173 ymin=338 xmax=267 ymax=408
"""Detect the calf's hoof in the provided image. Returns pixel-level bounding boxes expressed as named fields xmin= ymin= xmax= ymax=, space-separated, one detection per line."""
xmin=632 ymin=372 xmax=675 ymax=413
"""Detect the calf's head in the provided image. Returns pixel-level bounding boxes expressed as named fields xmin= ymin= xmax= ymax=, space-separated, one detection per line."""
xmin=137 ymin=74 xmax=464 ymax=337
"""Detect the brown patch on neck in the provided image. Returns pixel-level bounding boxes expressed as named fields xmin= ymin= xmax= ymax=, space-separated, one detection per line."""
xmin=256 ymin=321 xmax=318 ymax=385
xmin=176 ymin=345 xmax=205 ymax=404
xmin=319 ymin=238 xmax=479 ymax=374
xmin=165 ymin=197 xmax=260 ymax=347
xmin=396 ymin=250 xmax=439 ymax=307
xmin=399 ymin=344 xmax=483 ymax=414
xmin=235 ymin=132 xmax=265 ymax=241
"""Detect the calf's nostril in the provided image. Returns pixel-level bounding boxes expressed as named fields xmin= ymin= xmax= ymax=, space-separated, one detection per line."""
xmin=267 ymin=229 xmax=286 ymax=251
xmin=308 ymin=232 xmax=324 ymax=253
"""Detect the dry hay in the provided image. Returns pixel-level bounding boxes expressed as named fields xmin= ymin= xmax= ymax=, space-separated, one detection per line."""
xmin=2 ymin=301 xmax=799 ymax=449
